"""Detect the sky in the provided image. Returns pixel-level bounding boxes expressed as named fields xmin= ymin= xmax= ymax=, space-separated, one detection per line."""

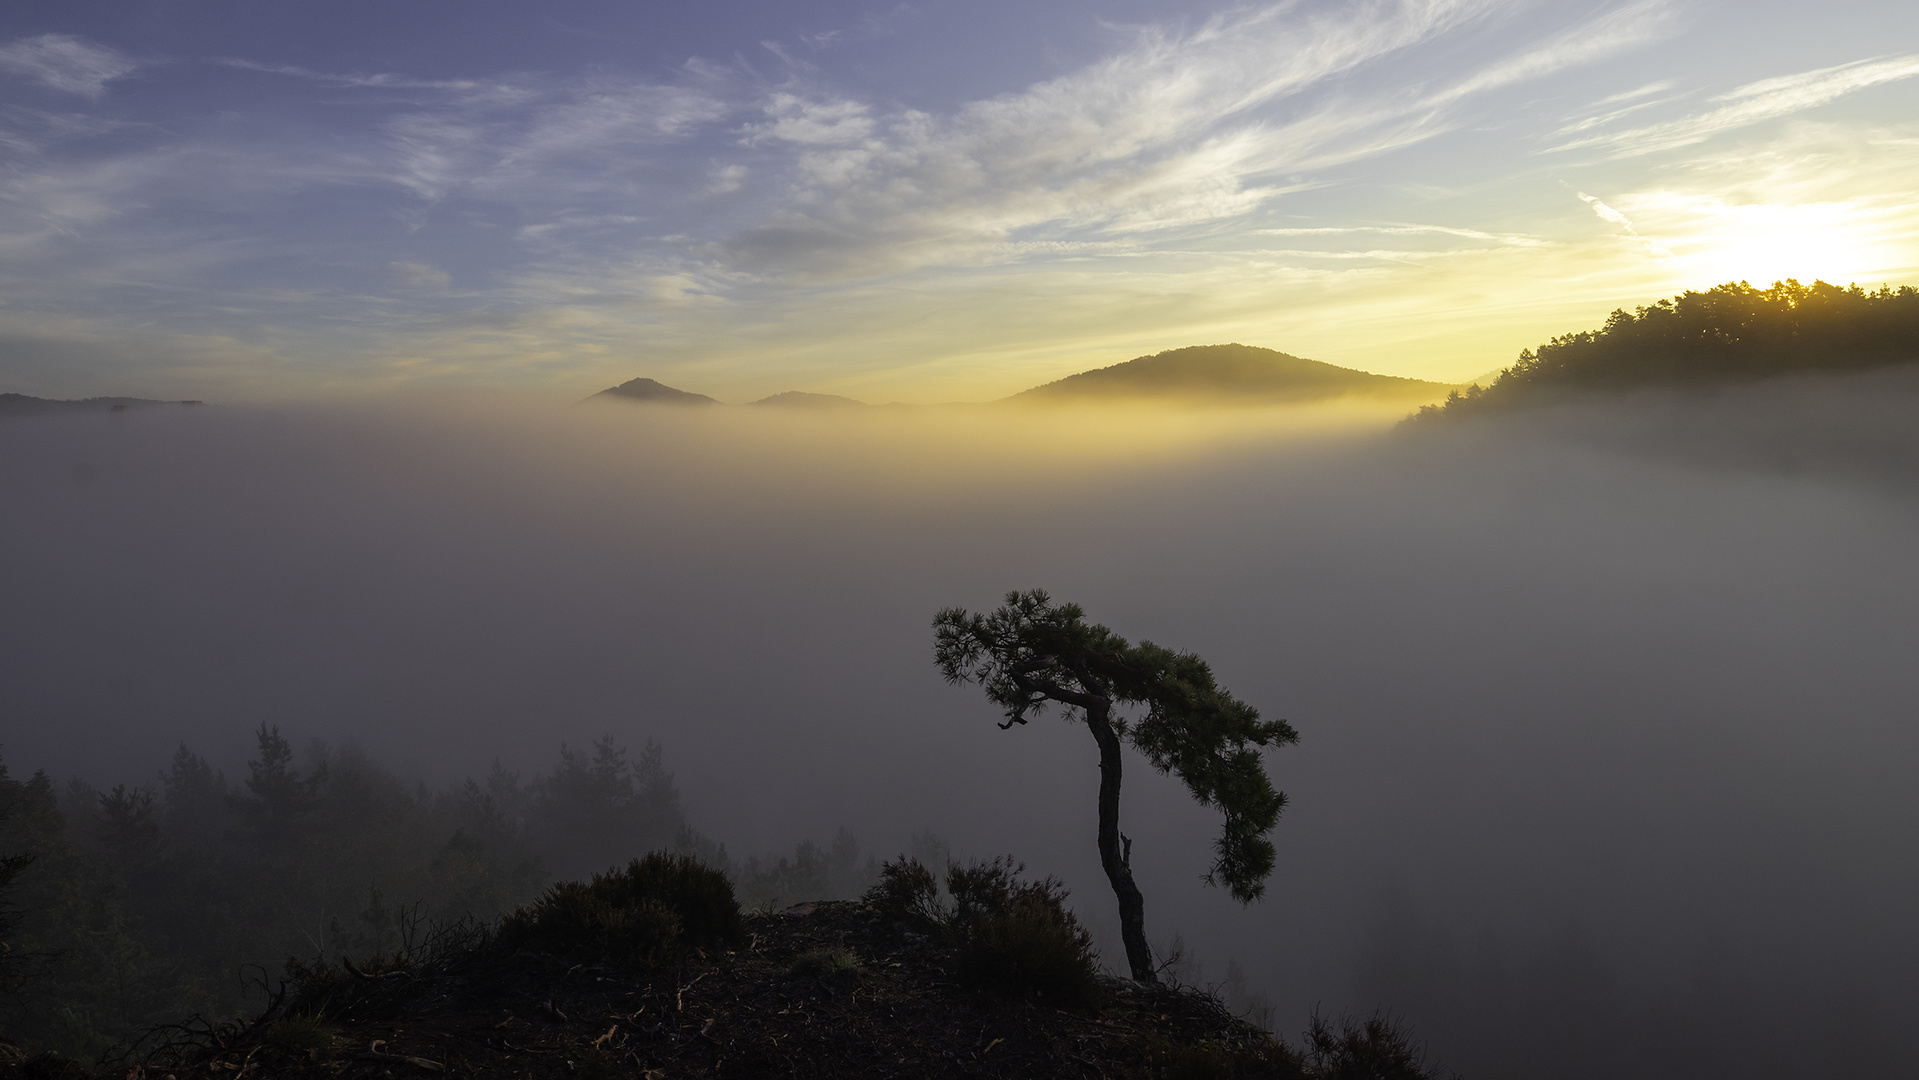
xmin=2 ymin=0 xmax=1918 ymax=402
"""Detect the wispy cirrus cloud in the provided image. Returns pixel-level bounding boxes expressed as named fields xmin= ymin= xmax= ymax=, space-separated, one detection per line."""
xmin=1431 ymin=0 xmax=1681 ymax=103
xmin=741 ymin=93 xmax=875 ymax=146
xmin=388 ymin=260 xmax=452 ymax=289
xmin=714 ymin=0 xmax=1531 ymax=279
xmin=1551 ymin=53 xmax=1919 ymax=156
xmin=701 ymin=0 xmax=1704 ymax=282
xmin=376 ymin=68 xmax=733 ymax=204
xmin=215 ymin=59 xmax=483 ymax=91
xmin=1255 ymin=223 xmax=1546 ymax=246
xmin=0 ymin=34 xmax=137 ymax=98
xmin=1577 ymin=191 xmax=1672 ymax=259
xmin=0 ymin=0 xmax=1649 ymax=291
xmin=1552 ymin=84 xmax=1680 ymax=138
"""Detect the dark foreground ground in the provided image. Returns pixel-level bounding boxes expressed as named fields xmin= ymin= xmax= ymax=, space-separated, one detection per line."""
xmin=3 ymin=900 xmax=1350 ymax=1080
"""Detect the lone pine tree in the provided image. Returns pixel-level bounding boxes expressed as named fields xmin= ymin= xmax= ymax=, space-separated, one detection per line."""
xmin=933 ymin=590 xmax=1297 ymax=983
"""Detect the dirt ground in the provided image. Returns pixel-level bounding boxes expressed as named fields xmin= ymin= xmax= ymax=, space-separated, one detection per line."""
xmin=76 ymin=901 xmax=1295 ymax=1080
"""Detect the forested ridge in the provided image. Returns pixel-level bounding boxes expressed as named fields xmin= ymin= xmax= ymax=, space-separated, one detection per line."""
xmin=0 ymin=732 xmax=894 ymax=1063
xmin=1416 ymin=279 xmax=1919 ymax=420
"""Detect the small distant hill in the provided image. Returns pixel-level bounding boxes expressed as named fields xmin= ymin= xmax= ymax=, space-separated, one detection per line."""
xmin=752 ymin=390 xmax=868 ymax=408
xmin=1416 ymin=279 xmax=1919 ymax=421
xmin=588 ymin=377 xmax=719 ymax=405
xmin=587 ymin=381 xmax=875 ymax=408
xmin=1 ymin=393 xmax=203 ymax=416
xmin=1006 ymin=343 xmax=1451 ymax=404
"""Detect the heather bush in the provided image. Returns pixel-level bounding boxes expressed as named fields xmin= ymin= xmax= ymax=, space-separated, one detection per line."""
xmin=500 ymin=851 xmax=740 ymax=963
xmin=1304 ymin=1011 xmax=1450 ymax=1080
xmin=958 ymin=883 xmax=1097 ymax=1004
xmin=866 ymin=854 xmax=1098 ymax=1001
xmin=862 ymin=856 xmax=941 ymax=928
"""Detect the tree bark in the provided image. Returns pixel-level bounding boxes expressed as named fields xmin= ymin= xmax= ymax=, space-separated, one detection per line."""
xmin=1086 ymin=700 xmax=1156 ymax=983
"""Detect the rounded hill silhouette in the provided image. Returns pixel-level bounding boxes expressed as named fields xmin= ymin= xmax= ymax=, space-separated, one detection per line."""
xmin=1007 ymin=343 xmax=1450 ymax=404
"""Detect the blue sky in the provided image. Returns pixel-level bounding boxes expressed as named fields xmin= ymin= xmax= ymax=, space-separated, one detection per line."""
xmin=3 ymin=0 xmax=1917 ymax=401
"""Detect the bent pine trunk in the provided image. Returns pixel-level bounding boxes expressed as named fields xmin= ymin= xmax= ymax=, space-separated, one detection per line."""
xmin=1087 ymin=701 xmax=1156 ymax=983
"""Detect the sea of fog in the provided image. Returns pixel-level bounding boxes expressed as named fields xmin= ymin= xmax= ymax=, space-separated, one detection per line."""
xmin=4 ymin=372 xmax=1918 ymax=1079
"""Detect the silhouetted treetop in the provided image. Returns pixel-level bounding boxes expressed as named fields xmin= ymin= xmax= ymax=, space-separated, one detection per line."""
xmin=1418 ymin=279 xmax=1919 ymax=420
xmin=935 ymin=591 xmax=1297 ymax=904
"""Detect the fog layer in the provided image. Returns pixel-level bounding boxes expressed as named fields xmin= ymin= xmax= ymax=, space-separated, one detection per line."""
xmin=4 ymin=379 xmax=1917 ymax=1078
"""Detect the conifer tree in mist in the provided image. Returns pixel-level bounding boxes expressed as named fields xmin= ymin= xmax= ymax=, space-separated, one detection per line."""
xmin=934 ymin=590 xmax=1297 ymax=983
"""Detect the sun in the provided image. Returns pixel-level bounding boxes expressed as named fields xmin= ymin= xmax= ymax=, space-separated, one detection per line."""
xmin=1665 ymin=197 xmax=1917 ymax=288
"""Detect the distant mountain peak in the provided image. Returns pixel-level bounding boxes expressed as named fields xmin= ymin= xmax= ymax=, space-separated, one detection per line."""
xmin=1007 ymin=343 xmax=1450 ymax=403
xmin=1 ymin=393 xmax=205 ymax=416
xmin=589 ymin=377 xmax=719 ymax=405
xmin=750 ymin=391 xmax=867 ymax=408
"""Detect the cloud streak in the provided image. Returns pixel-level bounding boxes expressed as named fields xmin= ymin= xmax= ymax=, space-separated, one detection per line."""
xmin=0 ymin=34 xmax=137 ymax=98
xmin=714 ymin=0 xmax=1524 ymax=278
xmin=1578 ymin=191 xmax=1672 ymax=259
xmin=215 ymin=58 xmax=482 ymax=91
xmin=1253 ymin=223 xmax=1545 ymax=245
xmin=1551 ymin=53 xmax=1919 ymax=156
xmin=1432 ymin=0 xmax=1681 ymax=103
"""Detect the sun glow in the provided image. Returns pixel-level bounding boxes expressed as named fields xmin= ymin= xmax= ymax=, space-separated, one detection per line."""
xmin=1655 ymin=196 xmax=1919 ymax=289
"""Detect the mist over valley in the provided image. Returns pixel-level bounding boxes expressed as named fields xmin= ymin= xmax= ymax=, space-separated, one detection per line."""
xmin=6 ymin=360 xmax=1919 ymax=1076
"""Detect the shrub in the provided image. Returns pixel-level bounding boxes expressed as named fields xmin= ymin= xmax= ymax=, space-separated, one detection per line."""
xmin=945 ymin=856 xmax=1023 ymax=923
xmin=962 ymin=889 xmax=1098 ymax=1003
xmin=1157 ymin=1041 xmax=1306 ymax=1080
xmin=501 ymin=852 xmax=741 ymax=963
xmin=867 ymin=854 xmax=1100 ymax=1002
xmin=862 ymin=857 xmax=941 ymax=928
xmin=1304 ymin=1012 xmax=1448 ymax=1080
xmin=947 ymin=857 xmax=1097 ymax=1004
xmin=509 ymin=881 xmax=682 ymax=963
